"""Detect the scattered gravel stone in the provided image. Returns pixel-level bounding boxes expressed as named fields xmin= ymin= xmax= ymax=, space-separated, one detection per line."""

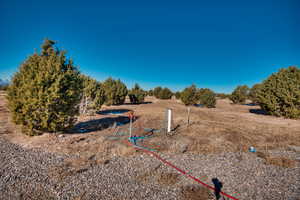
xmin=0 ymin=137 xmax=299 ymax=200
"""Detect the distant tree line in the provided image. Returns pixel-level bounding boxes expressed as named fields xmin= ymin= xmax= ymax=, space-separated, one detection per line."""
xmin=6 ymin=39 xmax=300 ymax=135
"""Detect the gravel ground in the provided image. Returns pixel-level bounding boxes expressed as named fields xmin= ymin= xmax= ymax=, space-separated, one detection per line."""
xmin=0 ymin=137 xmax=299 ymax=200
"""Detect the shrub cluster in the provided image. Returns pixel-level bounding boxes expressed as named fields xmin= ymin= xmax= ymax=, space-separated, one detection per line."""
xmin=128 ymin=83 xmax=146 ymax=104
xmin=7 ymin=39 xmax=82 ymax=135
xmin=257 ymin=66 xmax=300 ymax=118
xmin=229 ymin=85 xmax=249 ymax=104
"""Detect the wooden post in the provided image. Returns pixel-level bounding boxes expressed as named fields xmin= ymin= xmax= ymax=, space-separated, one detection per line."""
xmin=128 ymin=111 xmax=134 ymax=137
xmin=187 ymin=107 xmax=191 ymax=127
xmin=129 ymin=117 xmax=132 ymax=137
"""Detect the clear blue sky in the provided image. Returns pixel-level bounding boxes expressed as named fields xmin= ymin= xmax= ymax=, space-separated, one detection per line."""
xmin=0 ymin=0 xmax=299 ymax=93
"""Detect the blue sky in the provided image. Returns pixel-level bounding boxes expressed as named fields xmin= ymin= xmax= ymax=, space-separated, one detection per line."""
xmin=0 ymin=0 xmax=299 ymax=93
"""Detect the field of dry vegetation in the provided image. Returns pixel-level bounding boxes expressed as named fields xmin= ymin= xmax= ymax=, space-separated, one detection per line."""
xmin=0 ymin=91 xmax=299 ymax=200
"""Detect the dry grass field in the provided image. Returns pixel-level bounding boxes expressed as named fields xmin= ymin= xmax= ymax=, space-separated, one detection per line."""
xmin=2 ymin=93 xmax=299 ymax=163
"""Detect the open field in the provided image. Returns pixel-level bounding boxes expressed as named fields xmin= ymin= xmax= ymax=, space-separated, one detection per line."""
xmin=0 ymin=92 xmax=299 ymax=200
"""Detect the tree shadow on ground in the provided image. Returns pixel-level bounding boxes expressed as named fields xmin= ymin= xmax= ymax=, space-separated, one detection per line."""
xmin=97 ymin=109 xmax=132 ymax=115
xmin=123 ymin=101 xmax=152 ymax=105
xmin=243 ymin=103 xmax=257 ymax=106
xmin=249 ymin=109 xmax=269 ymax=115
xmin=67 ymin=116 xmax=139 ymax=134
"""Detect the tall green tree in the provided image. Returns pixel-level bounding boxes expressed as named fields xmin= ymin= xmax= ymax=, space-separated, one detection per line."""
xmin=257 ymin=66 xmax=300 ymax=118
xmin=230 ymin=85 xmax=249 ymax=104
xmin=102 ymin=77 xmax=128 ymax=105
xmin=7 ymin=39 xmax=82 ymax=135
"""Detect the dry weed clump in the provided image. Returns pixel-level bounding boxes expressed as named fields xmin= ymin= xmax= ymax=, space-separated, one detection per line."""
xmin=256 ymin=151 xmax=296 ymax=168
xmin=157 ymin=172 xmax=180 ymax=186
xmin=180 ymin=184 xmax=211 ymax=200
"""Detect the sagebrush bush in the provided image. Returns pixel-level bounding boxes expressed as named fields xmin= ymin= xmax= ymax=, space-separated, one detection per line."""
xmin=102 ymin=77 xmax=128 ymax=105
xmin=180 ymin=85 xmax=199 ymax=105
xmin=198 ymin=88 xmax=216 ymax=108
xmin=257 ymin=66 xmax=300 ymax=118
xmin=7 ymin=39 xmax=82 ymax=135
xmin=129 ymin=83 xmax=146 ymax=104
xmin=230 ymin=85 xmax=249 ymax=104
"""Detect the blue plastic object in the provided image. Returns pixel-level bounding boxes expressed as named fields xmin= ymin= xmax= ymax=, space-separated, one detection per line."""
xmin=249 ymin=146 xmax=256 ymax=153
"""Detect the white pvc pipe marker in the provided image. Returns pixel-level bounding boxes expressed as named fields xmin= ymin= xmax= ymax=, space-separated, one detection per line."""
xmin=167 ymin=109 xmax=172 ymax=133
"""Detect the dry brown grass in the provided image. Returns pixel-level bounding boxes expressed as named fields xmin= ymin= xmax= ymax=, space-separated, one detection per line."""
xmin=157 ymin=172 xmax=180 ymax=186
xmin=256 ymin=151 xmax=297 ymax=168
xmin=136 ymin=168 xmax=180 ymax=186
xmin=180 ymin=184 xmax=211 ymax=200
xmin=1 ymin=94 xmax=300 ymax=163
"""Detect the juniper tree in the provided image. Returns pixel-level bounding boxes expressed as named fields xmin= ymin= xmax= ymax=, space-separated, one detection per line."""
xmin=249 ymin=83 xmax=262 ymax=104
xmin=159 ymin=87 xmax=173 ymax=99
xmin=257 ymin=66 xmax=300 ymax=118
xmin=175 ymin=91 xmax=181 ymax=99
xmin=102 ymin=77 xmax=128 ymax=105
xmin=7 ymin=39 xmax=82 ymax=135
xmin=148 ymin=89 xmax=154 ymax=96
xmin=153 ymin=87 xmax=162 ymax=98
xmin=229 ymin=85 xmax=249 ymax=104
xmin=180 ymin=85 xmax=199 ymax=106
xmin=80 ymin=75 xmax=105 ymax=114
xmin=128 ymin=83 xmax=146 ymax=104
xmin=198 ymin=88 xmax=216 ymax=108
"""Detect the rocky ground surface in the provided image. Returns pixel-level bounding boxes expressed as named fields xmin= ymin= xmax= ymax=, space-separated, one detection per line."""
xmin=0 ymin=137 xmax=299 ymax=200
